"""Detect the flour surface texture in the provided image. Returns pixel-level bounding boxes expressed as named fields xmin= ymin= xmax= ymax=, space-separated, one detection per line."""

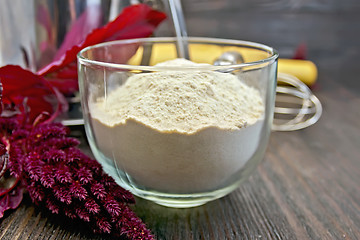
xmin=90 ymin=58 xmax=265 ymax=193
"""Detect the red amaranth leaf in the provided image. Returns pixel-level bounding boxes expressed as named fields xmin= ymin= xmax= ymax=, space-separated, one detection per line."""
xmin=0 ymin=142 xmax=8 ymax=178
xmin=38 ymin=4 xmax=166 ymax=95
xmin=53 ymin=5 xmax=103 ymax=61
xmin=0 ymin=65 xmax=67 ymax=123
xmin=0 ymin=175 xmax=20 ymax=196
xmin=38 ymin=64 xmax=79 ymax=95
xmin=36 ymin=4 xmax=53 ymax=43
xmin=292 ymin=43 xmax=307 ymax=60
xmin=0 ymin=185 xmax=23 ymax=218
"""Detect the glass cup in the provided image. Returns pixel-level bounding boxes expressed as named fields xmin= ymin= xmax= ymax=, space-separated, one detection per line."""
xmin=78 ymin=37 xmax=278 ymax=208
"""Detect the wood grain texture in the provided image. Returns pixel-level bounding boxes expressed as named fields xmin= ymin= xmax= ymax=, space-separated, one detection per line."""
xmin=1 ymin=3 xmax=360 ymax=240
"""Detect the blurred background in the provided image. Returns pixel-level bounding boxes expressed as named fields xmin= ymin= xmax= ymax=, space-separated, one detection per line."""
xmin=179 ymin=0 xmax=360 ymax=93
xmin=1 ymin=0 xmax=359 ymax=92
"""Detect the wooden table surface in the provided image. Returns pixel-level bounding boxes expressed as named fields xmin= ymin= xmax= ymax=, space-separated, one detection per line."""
xmin=1 ymin=2 xmax=360 ymax=240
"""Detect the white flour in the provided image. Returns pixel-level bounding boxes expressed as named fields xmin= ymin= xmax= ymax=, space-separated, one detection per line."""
xmin=90 ymin=59 xmax=264 ymax=193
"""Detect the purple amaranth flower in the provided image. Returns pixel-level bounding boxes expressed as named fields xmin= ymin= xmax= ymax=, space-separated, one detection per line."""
xmin=40 ymin=165 xmax=55 ymax=188
xmin=6 ymin=122 xmax=155 ymax=239
xmin=0 ymin=115 xmax=154 ymax=239
xmin=44 ymin=149 xmax=67 ymax=162
xmin=53 ymin=164 xmax=72 ymax=183
xmin=77 ymin=167 xmax=93 ymax=184
xmin=91 ymin=182 xmax=107 ymax=200
xmin=85 ymin=198 xmax=100 ymax=214
xmin=70 ymin=181 xmax=88 ymax=200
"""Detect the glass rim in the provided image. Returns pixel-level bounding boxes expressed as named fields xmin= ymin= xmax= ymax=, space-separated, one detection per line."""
xmin=77 ymin=37 xmax=279 ymax=71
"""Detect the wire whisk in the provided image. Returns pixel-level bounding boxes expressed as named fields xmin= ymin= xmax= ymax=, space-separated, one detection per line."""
xmin=272 ymin=73 xmax=322 ymax=131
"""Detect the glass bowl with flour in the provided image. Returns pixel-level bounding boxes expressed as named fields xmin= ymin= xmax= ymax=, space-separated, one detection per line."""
xmin=78 ymin=37 xmax=278 ymax=207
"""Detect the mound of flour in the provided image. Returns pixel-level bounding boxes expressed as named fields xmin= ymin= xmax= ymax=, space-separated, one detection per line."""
xmin=90 ymin=58 xmax=265 ymax=193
